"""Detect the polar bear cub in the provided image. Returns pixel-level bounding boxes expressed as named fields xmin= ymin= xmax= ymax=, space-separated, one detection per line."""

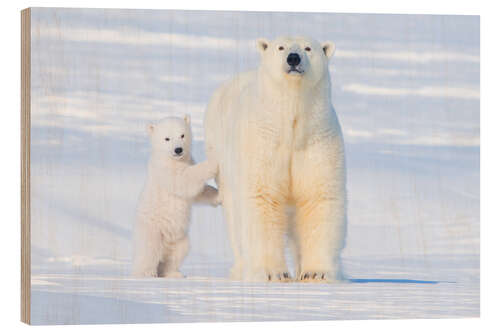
xmin=132 ymin=115 xmax=219 ymax=278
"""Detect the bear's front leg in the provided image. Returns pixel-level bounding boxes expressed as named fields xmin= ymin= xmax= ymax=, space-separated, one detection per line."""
xmin=291 ymin=139 xmax=347 ymax=283
xmin=220 ymin=187 xmax=244 ymax=280
xmin=294 ymin=196 xmax=346 ymax=283
xmin=243 ymin=192 xmax=291 ymax=282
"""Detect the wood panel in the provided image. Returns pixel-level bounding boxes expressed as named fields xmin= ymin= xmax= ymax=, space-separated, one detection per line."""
xmin=21 ymin=7 xmax=31 ymax=325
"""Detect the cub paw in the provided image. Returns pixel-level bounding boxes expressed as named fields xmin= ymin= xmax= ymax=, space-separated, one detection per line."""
xmin=133 ymin=268 xmax=158 ymax=278
xmin=213 ymin=193 xmax=223 ymax=206
xmin=164 ymin=271 xmax=185 ymax=279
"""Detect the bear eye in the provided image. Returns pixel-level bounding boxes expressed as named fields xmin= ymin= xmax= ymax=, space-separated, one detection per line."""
xmin=165 ymin=137 xmax=170 ymax=141
xmin=181 ymin=134 xmax=185 ymax=139
xmin=305 ymin=47 xmax=311 ymax=52
xmin=278 ymin=46 xmax=284 ymax=51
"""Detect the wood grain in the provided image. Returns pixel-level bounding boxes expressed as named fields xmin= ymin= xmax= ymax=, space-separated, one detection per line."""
xmin=21 ymin=7 xmax=31 ymax=325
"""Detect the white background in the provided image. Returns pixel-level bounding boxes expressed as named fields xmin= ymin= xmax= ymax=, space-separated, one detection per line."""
xmin=0 ymin=0 xmax=497 ymax=332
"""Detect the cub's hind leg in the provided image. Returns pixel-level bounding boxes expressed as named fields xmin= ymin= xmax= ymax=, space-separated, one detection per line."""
xmin=159 ymin=237 xmax=189 ymax=278
xmin=132 ymin=221 xmax=163 ymax=278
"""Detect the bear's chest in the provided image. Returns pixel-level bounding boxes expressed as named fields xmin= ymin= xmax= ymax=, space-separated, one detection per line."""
xmin=252 ymin=99 xmax=319 ymax=150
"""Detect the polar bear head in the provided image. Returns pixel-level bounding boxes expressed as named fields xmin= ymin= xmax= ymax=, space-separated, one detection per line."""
xmin=147 ymin=115 xmax=192 ymax=160
xmin=256 ymin=36 xmax=335 ymax=87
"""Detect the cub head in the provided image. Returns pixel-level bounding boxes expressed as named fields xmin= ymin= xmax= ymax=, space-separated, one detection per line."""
xmin=147 ymin=115 xmax=192 ymax=160
xmin=256 ymin=36 xmax=335 ymax=86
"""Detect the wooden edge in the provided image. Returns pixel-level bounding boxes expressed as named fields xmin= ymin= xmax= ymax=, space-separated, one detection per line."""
xmin=21 ymin=7 xmax=31 ymax=325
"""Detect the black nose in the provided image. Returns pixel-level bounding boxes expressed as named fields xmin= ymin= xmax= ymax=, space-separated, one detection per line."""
xmin=287 ymin=53 xmax=301 ymax=67
xmin=174 ymin=147 xmax=183 ymax=155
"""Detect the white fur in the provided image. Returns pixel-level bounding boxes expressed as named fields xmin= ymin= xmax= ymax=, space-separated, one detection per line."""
xmin=132 ymin=116 xmax=219 ymax=278
xmin=204 ymin=36 xmax=346 ymax=282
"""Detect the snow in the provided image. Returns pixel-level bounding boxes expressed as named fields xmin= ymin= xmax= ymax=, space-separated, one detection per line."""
xmin=28 ymin=8 xmax=479 ymax=324
xmin=31 ymin=259 xmax=478 ymax=324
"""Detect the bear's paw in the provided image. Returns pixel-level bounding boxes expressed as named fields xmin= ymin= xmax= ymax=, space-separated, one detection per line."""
xmin=298 ymin=271 xmax=343 ymax=283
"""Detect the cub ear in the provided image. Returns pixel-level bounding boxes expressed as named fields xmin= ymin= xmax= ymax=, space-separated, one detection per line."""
xmin=256 ymin=38 xmax=270 ymax=54
xmin=321 ymin=41 xmax=336 ymax=59
xmin=184 ymin=114 xmax=191 ymax=125
xmin=146 ymin=123 xmax=155 ymax=135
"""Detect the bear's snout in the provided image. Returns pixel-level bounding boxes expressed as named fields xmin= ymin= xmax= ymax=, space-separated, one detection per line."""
xmin=287 ymin=53 xmax=301 ymax=67
xmin=174 ymin=147 xmax=183 ymax=155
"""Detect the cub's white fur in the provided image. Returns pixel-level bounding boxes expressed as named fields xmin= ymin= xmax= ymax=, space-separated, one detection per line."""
xmin=132 ymin=115 xmax=219 ymax=278
xmin=205 ymin=36 xmax=346 ymax=282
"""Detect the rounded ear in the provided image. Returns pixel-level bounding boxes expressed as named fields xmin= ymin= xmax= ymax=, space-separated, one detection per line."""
xmin=184 ymin=114 xmax=191 ymax=125
xmin=322 ymin=41 xmax=336 ymax=59
xmin=146 ymin=123 xmax=155 ymax=135
xmin=256 ymin=38 xmax=270 ymax=54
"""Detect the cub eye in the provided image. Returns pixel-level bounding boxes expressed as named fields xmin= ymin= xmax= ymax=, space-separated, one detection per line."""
xmin=181 ymin=134 xmax=185 ymax=139
xmin=278 ymin=46 xmax=284 ymax=51
xmin=305 ymin=47 xmax=311 ymax=52
xmin=165 ymin=138 xmax=170 ymax=141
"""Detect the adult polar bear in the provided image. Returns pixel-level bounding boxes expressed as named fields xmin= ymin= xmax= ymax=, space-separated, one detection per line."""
xmin=205 ymin=36 xmax=346 ymax=282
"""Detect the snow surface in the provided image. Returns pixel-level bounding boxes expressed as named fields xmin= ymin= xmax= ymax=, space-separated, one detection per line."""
xmin=29 ymin=8 xmax=479 ymax=324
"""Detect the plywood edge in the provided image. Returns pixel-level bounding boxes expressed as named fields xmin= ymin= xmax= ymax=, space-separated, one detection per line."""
xmin=21 ymin=7 xmax=31 ymax=325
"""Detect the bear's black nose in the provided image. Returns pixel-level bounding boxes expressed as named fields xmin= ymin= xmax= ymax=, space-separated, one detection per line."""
xmin=287 ymin=53 xmax=301 ymax=67
xmin=174 ymin=147 xmax=183 ymax=155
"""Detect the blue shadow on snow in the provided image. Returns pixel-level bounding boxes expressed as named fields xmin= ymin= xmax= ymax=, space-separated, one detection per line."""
xmin=349 ymin=278 xmax=440 ymax=284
